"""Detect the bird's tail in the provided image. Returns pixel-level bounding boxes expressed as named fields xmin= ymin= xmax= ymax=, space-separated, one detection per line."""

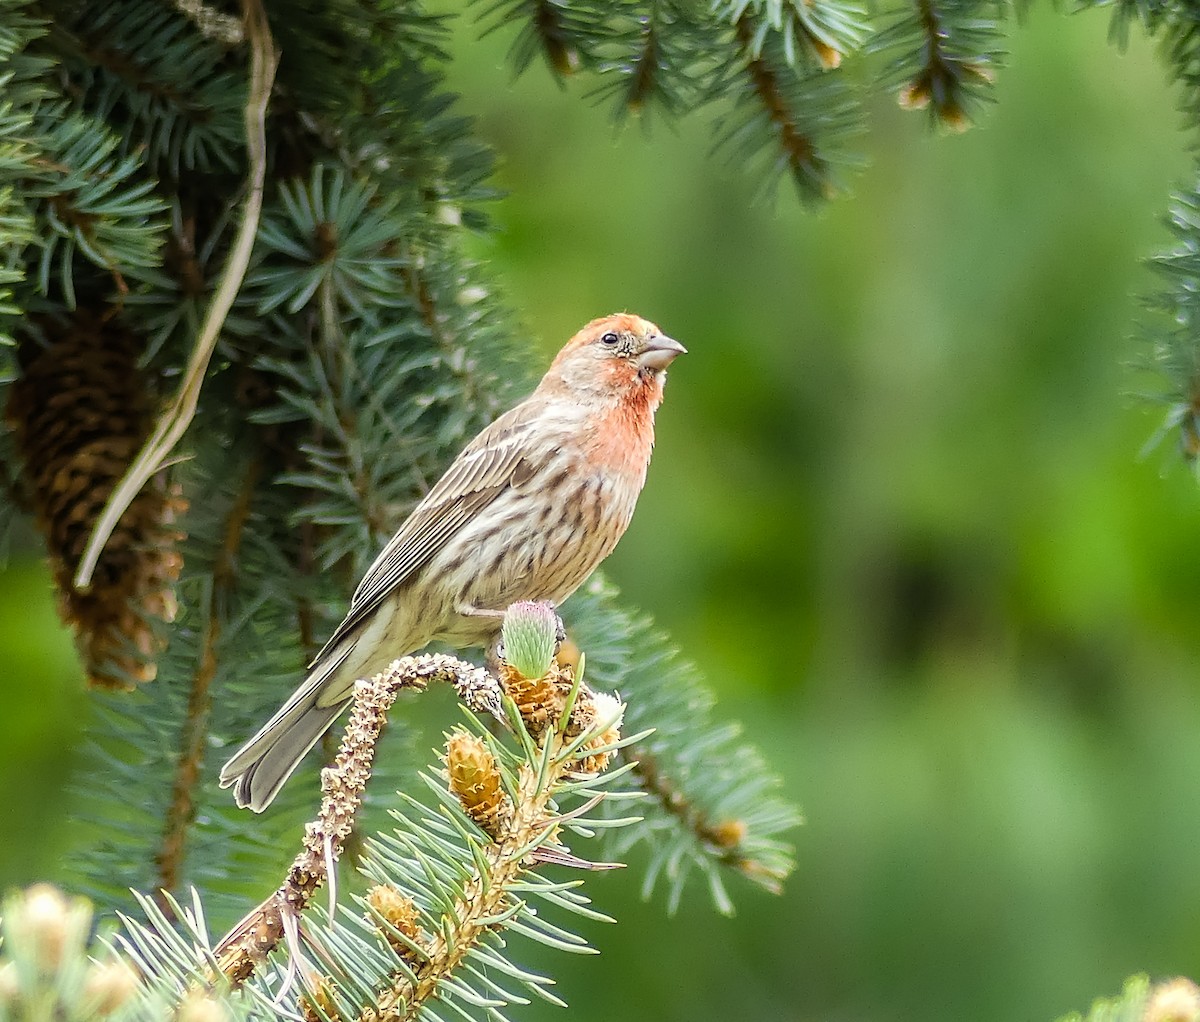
xmin=218 ymin=654 xmax=351 ymax=813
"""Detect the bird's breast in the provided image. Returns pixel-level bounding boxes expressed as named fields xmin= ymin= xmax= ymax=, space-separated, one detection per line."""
xmin=582 ymin=393 xmax=656 ymax=482
xmin=419 ymin=455 xmax=641 ymax=622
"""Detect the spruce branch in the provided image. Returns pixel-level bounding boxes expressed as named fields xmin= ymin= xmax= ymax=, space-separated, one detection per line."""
xmin=710 ymin=9 xmax=861 ymax=201
xmin=622 ymin=10 xmax=662 ymax=110
xmin=46 ymin=2 xmax=247 ymax=178
xmin=154 ymin=457 xmax=263 ymax=909
xmin=365 ymin=698 xmax=625 ymax=1021
xmin=895 ymin=0 xmax=996 ymax=130
xmin=0 ymin=6 xmax=39 ymax=343
xmin=871 ymin=0 xmax=1004 ymax=130
xmin=734 ymin=13 xmax=825 ymax=190
xmin=73 ymin=0 xmax=277 ymax=592
xmin=213 ymin=654 xmax=505 ymax=986
xmin=309 ymin=608 xmax=635 ymax=1022
xmin=564 ymin=583 xmax=799 ymax=913
xmin=628 ymin=748 xmax=784 ymax=893
xmin=589 ymin=0 xmax=712 ymax=117
xmin=1133 ymin=183 xmax=1200 ymax=469
xmin=713 ymin=0 xmax=869 ymax=71
xmin=83 ymin=660 xmax=638 ymax=1022
xmin=475 ymin=0 xmax=600 ymax=76
xmin=529 ymin=0 xmax=581 ymax=75
xmin=203 ymin=606 xmax=640 ymax=1022
xmin=17 ymin=110 xmax=170 ymax=306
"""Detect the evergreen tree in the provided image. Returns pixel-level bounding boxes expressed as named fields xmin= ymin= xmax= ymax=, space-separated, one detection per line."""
xmin=0 ymin=0 xmax=1197 ymax=1019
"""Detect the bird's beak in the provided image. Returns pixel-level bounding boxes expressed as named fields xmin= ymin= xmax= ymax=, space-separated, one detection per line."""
xmin=638 ymin=334 xmax=687 ymax=371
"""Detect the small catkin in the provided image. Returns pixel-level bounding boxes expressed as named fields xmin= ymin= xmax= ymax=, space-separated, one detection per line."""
xmin=177 ymin=991 xmax=229 ymax=1022
xmin=499 ymin=661 xmax=565 ymax=738
xmin=365 ymin=884 xmax=426 ymax=960
xmin=300 ymin=976 xmax=341 ymax=1022
xmin=445 ymin=731 xmax=513 ymax=839
xmin=16 ymin=884 xmax=72 ymax=972
xmin=708 ymin=819 xmax=749 ymax=849
xmin=1145 ymin=978 xmax=1200 ymax=1022
xmin=897 ymin=79 xmax=931 ymax=111
xmin=810 ymin=39 xmax=841 ymax=69
xmin=573 ymin=690 xmax=623 ymax=774
xmin=81 ymin=959 xmax=141 ymax=1016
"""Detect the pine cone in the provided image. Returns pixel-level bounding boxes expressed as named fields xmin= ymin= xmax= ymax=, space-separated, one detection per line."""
xmin=6 ymin=309 xmax=185 ymax=689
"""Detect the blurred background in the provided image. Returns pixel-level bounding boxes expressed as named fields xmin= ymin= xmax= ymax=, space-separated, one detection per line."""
xmin=3 ymin=6 xmax=1200 ymax=1022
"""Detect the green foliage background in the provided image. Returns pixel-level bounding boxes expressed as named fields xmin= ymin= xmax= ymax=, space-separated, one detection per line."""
xmin=2 ymin=5 xmax=1199 ymax=1022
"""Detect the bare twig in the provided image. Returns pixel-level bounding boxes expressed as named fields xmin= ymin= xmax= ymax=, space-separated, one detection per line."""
xmin=172 ymin=0 xmax=245 ymax=44
xmin=214 ymin=655 xmax=503 ymax=986
xmin=74 ymin=0 xmax=278 ymax=590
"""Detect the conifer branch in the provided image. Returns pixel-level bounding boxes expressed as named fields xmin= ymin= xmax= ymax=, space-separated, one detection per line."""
xmin=532 ymin=0 xmax=579 ymax=75
xmin=629 ymin=748 xmax=785 ymax=893
xmin=1133 ymin=186 xmax=1200 ymax=465
xmin=214 ymin=608 xmax=632 ymax=1021
xmin=564 ymin=586 xmax=798 ymax=911
xmin=733 ymin=14 xmax=827 ymax=195
xmin=367 ymin=707 xmax=620 ymax=1021
xmin=214 ymin=655 xmax=504 ymax=986
xmin=401 ymin=263 xmax=445 ymax=349
xmin=476 ymin=0 xmax=595 ymax=77
xmin=73 ymin=0 xmax=277 ymax=591
xmin=590 ymin=0 xmax=710 ymax=119
xmin=398 ymin=255 xmax=506 ymax=424
xmin=625 ymin=13 xmax=661 ymax=111
xmin=154 ymin=457 xmax=263 ymax=910
xmin=326 ymin=605 xmax=629 ymax=1022
xmin=50 ymin=20 xmax=203 ymax=112
xmin=91 ymin=613 xmax=637 ymax=1022
xmin=896 ymin=0 xmax=992 ymax=129
xmin=872 ymin=0 xmax=1001 ymax=130
xmin=296 ymin=518 xmax=318 ymax=657
xmin=789 ymin=8 xmax=846 ymax=70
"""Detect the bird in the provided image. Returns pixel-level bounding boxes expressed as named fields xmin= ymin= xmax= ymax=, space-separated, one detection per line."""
xmin=219 ymin=313 xmax=685 ymax=811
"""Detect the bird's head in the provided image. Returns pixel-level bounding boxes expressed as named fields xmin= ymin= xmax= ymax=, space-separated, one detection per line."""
xmin=544 ymin=314 xmax=686 ymax=401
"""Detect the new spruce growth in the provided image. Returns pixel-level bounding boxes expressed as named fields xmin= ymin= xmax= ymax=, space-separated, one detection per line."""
xmin=100 ymin=605 xmax=645 ymax=1022
xmin=0 ymin=886 xmax=141 ymax=1022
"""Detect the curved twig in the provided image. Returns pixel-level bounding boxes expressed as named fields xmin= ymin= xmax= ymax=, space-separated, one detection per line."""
xmin=74 ymin=0 xmax=278 ymax=590
xmin=214 ymin=655 xmax=504 ymax=987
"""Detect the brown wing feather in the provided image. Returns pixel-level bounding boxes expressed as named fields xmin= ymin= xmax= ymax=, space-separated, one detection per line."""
xmin=308 ymin=406 xmax=540 ymax=664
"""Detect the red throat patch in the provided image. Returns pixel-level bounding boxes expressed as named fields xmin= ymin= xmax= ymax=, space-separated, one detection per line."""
xmin=585 ymin=364 xmax=662 ymax=476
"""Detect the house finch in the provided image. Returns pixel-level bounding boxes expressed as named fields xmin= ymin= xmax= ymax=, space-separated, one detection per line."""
xmin=219 ymin=313 xmax=685 ymax=811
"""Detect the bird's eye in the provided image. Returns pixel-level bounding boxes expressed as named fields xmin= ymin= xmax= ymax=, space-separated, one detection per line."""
xmin=601 ymin=332 xmax=619 ymax=346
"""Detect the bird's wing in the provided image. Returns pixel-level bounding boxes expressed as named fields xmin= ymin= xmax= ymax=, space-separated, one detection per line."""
xmin=309 ymin=407 xmax=541 ymax=664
